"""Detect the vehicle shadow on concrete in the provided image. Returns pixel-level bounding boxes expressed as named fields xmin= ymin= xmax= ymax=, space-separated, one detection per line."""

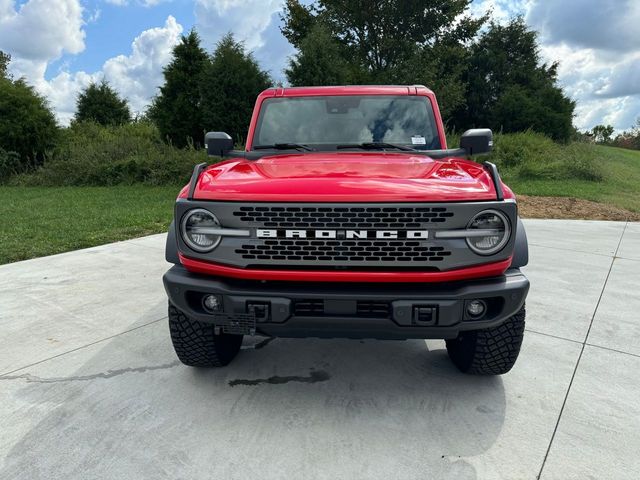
xmin=2 ymin=313 xmax=505 ymax=480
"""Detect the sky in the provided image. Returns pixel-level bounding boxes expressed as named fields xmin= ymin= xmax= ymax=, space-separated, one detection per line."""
xmin=1 ymin=0 xmax=639 ymax=131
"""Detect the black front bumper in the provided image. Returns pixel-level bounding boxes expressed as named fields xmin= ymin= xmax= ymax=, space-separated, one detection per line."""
xmin=163 ymin=267 xmax=529 ymax=340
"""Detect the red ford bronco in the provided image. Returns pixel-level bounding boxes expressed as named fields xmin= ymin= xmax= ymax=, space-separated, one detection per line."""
xmin=163 ymin=85 xmax=529 ymax=375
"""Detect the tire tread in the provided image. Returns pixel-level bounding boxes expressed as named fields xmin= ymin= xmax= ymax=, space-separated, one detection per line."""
xmin=446 ymin=306 xmax=526 ymax=375
xmin=168 ymin=303 xmax=242 ymax=367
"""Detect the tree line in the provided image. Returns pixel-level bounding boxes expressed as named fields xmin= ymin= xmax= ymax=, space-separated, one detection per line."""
xmin=587 ymin=121 xmax=640 ymax=150
xmin=4 ymin=0 xmax=633 ymax=181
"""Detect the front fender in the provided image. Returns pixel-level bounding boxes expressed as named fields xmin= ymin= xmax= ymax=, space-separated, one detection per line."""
xmin=511 ymin=217 xmax=529 ymax=268
xmin=165 ymin=220 xmax=180 ymax=264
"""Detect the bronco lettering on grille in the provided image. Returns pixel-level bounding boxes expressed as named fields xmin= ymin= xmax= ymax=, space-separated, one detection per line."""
xmin=256 ymin=229 xmax=429 ymax=240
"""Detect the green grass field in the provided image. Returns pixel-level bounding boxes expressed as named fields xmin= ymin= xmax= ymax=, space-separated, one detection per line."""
xmin=0 ymin=186 xmax=177 ymax=264
xmin=503 ymin=146 xmax=640 ymax=213
xmin=1 ymin=145 xmax=639 ymax=265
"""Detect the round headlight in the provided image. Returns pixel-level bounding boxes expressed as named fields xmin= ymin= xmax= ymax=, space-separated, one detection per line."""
xmin=466 ymin=209 xmax=510 ymax=255
xmin=181 ymin=209 xmax=222 ymax=252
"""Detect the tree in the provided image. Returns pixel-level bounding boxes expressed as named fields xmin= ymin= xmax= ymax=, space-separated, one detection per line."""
xmin=281 ymin=0 xmax=485 ymax=115
xmin=0 ymin=76 xmax=58 ymax=176
xmin=612 ymin=118 xmax=640 ymax=150
xmin=0 ymin=51 xmax=10 ymax=79
xmin=148 ymin=30 xmax=209 ymax=148
xmin=74 ymin=81 xmax=131 ymax=126
xmin=286 ymin=24 xmax=353 ymax=86
xmin=200 ymin=34 xmax=271 ymax=144
xmin=591 ymin=125 xmax=614 ymax=144
xmin=452 ymin=17 xmax=575 ymax=142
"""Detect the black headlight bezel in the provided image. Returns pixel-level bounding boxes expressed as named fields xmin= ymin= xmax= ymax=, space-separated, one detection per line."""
xmin=180 ymin=208 xmax=222 ymax=253
xmin=465 ymin=209 xmax=511 ymax=256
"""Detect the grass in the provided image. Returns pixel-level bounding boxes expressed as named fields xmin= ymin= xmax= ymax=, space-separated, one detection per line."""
xmin=447 ymin=131 xmax=640 ymax=212
xmin=502 ymin=145 xmax=640 ymax=212
xmin=0 ymin=186 xmax=177 ymax=264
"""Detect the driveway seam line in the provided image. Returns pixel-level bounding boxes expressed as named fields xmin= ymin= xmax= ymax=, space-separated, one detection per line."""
xmin=613 ymin=255 xmax=640 ymax=263
xmin=524 ymin=328 xmax=583 ymax=345
xmin=0 ymin=316 xmax=167 ymax=378
xmin=528 ymin=242 xmax=614 ymax=258
xmin=584 ymin=342 xmax=640 ymax=360
xmin=536 ymin=221 xmax=628 ymax=479
xmin=123 ymin=239 xmax=166 ymax=251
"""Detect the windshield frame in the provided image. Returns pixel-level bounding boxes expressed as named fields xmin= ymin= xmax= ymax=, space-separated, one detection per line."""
xmin=247 ymin=91 xmax=446 ymax=153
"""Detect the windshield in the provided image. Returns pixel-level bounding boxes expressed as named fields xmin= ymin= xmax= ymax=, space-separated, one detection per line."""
xmin=253 ymin=95 xmax=441 ymax=150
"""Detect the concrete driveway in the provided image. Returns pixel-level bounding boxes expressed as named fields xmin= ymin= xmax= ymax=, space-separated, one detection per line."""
xmin=1 ymin=219 xmax=639 ymax=479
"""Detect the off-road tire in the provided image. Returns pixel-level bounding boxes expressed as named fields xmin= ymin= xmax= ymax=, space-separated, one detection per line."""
xmin=446 ymin=306 xmax=525 ymax=375
xmin=168 ymin=302 xmax=243 ymax=367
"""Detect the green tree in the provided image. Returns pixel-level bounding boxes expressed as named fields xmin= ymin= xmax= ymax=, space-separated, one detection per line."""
xmin=200 ymin=33 xmax=271 ymax=144
xmin=0 ymin=76 xmax=58 ymax=177
xmin=452 ymin=17 xmax=575 ymax=141
xmin=612 ymin=118 xmax=640 ymax=150
xmin=74 ymin=81 xmax=131 ymax=126
xmin=286 ymin=24 xmax=353 ymax=86
xmin=281 ymin=0 xmax=485 ymax=115
xmin=591 ymin=124 xmax=614 ymax=143
xmin=0 ymin=51 xmax=10 ymax=79
xmin=148 ymin=30 xmax=209 ymax=148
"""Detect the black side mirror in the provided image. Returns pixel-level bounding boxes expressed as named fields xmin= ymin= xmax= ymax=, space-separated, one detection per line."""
xmin=205 ymin=132 xmax=234 ymax=157
xmin=460 ymin=129 xmax=493 ymax=156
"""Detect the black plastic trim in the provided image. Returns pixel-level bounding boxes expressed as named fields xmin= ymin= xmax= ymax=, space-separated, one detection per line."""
xmin=187 ymin=162 xmax=207 ymax=200
xmin=163 ymin=266 xmax=529 ymax=340
xmin=165 ymin=220 xmax=179 ymax=264
xmin=483 ymin=161 xmax=504 ymax=201
xmin=512 ymin=217 xmax=529 ymax=268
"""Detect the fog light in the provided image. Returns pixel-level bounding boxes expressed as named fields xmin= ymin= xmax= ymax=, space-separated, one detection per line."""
xmin=467 ymin=299 xmax=487 ymax=318
xmin=203 ymin=295 xmax=222 ymax=313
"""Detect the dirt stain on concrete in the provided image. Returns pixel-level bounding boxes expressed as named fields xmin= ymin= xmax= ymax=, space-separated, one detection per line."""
xmin=228 ymin=369 xmax=330 ymax=387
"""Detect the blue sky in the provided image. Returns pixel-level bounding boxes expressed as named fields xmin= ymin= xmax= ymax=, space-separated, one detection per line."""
xmin=1 ymin=0 xmax=639 ymax=130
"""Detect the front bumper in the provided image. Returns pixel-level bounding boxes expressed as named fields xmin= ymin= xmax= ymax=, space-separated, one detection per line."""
xmin=163 ymin=267 xmax=529 ymax=340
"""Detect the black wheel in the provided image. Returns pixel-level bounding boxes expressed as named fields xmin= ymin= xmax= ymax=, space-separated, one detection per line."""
xmin=446 ymin=306 xmax=525 ymax=375
xmin=168 ymin=302 xmax=243 ymax=367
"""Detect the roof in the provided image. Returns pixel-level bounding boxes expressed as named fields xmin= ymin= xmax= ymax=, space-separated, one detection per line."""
xmin=259 ymin=85 xmax=435 ymax=98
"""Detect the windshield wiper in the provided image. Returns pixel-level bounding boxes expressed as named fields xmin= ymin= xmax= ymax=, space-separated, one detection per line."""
xmin=253 ymin=143 xmax=315 ymax=151
xmin=336 ymin=142 xmax=417 ymax=151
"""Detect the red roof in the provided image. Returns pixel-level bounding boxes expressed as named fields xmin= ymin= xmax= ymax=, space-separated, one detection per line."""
xmin=258 ymin=85 xmax=434 ymax=98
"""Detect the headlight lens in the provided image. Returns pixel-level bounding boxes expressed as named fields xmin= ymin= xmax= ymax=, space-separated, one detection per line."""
xmin=466 ymin=209 xmax=510 ymax=255
xmin=181 ymin=209 xmax=221 ymax=252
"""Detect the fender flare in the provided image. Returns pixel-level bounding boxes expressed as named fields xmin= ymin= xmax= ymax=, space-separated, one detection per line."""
xmin=165 ymin=220 xmax=180 ymax=264
xmin=511 ymin=217 xmax=529 ymax=268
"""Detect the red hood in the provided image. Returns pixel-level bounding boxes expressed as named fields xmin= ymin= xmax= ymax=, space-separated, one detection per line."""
xmin=186 ymin=152 xmax=513 ymax=202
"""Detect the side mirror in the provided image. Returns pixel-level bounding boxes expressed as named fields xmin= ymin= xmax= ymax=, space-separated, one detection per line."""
xmin=460 ymin=129 xmax=493 ymax=156
xmin=205 ymin=132 xmax=233 ymax=157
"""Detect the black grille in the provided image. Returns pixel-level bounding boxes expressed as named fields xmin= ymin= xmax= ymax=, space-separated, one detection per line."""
xmin=356 ymin=301 xmax=391 ymax=317
xmin=233 ymin=205 xmax=454 ymax=228
xmin=235 ymin=240 xmax=452 ymax=263
xmin=293 ymin=300 xmax=391 ymax=318
xmin=294 ymin=300 xmax=324 ymax=316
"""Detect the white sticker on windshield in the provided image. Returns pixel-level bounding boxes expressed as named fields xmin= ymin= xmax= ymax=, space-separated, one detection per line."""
xmin=411 ymin=135 xmax=426 ymax=145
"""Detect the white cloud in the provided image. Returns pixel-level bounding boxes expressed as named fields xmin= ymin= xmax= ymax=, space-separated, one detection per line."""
xmin=194 ymin=0 xmax=282 ymax=51
xmin=524 ymin=0 xmax=640 ymax=131
xmin=527 ymin=0 xmax=640 ymax=52
xmin=1 ymin=8 xmax=182 ymax=125
xmin=0 ymin=0 xmax=85 ymax=69
xmin=105 ymin=0 xmax=171 ymax=7
xmin=471 ymin=0 xmax=525 ymax=23
xmin=101 ymin=16 xmax=183 ymax=115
